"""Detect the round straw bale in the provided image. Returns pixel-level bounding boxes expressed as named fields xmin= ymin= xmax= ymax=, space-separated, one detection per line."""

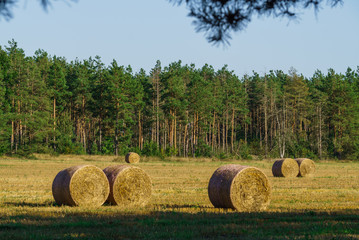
xmin=208 ymin=164 xmax=271 ymax=211
xmin=272 ymin=158 xmax=299 ymax=177
xmin=125 ymin=152 xmax=140 ymax=163
xmin=52 ymin=165 xmax=110 ymax=207
xmin=295 ymin=158 xmax=315 ymax=177
xmin=103 ymin=165 xmax=152 ymax=206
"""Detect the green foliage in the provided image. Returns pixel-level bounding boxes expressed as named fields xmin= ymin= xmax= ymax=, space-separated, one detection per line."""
xmin=215 ymin=151 xmax=232 ymax=160
xmin=194 ymin=141 xmax=212 ymax=158
xmin=165 ymin=146 xmax=178 ymax=157
xmin=101 ymin=138 xmax=115 ymax=155
xmin=235 ymin=140 xmax=252 ymax=160
xmin=141 ymin=141 xmax=160 ymax=157
xmin=0 ymin=40 xmax=358 ymax=160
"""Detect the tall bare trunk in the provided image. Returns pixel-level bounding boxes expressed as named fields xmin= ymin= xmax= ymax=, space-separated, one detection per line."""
xmin=217 ymin=122 xmax=220 ymax=152
xmin=174 ymin=112 xmax=177 ymax=150
xmin=222 ymin=117 xmax=225 ymax=151
xmin=18 ymin=100 xmax=22 ymax=147
xmin=156 ymin=78 xmax=160 ymax=147
xmin=151 ymin=99 xmax=155 ymax=142
xmin=231 ymin=107 xmax=235 ymax=152
xmin=11 ymin=120 xmax=14 ymax=151
xmin=138 ymin=110 xmax=142 ymax=150
xmin=318 ymin=105 xmax=322 ymax=159
xmin=99 ymin=118 xmax=102 ymax=153
xmin=212 ymin=112 xmax=216 ymax=151
xmin=82 ymin=96 xmax=86 ymax=152
xmin=184 ymin=123 xmax=187 ymax=157
xmin=264 ymin=98 xmax=268 ymax=158
xmin=53 ymin=98 xmax=56 ymax=151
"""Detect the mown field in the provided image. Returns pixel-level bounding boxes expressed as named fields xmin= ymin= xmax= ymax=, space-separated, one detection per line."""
xmin=0 ymin=154 xmax=358 ymax=239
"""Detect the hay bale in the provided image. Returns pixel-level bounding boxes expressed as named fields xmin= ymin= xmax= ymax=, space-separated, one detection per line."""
xmin=52 ymin=165 xmax=110 ymax=207
xmin=272 ymin=158 xmax=299 ymax=177
xmin=295 ymin=158 xmax=316 ymax=177
xmin=125 ymin=152 xmax=140 ymax=163
xmin=103 ymin=165 xmax=152 ymax=206
xmin=208 ymin=164 xmax=271 ymax=211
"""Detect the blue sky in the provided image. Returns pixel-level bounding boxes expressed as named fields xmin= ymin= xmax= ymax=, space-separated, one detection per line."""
xmin=1 ymin=0 xmax=358 ymax=78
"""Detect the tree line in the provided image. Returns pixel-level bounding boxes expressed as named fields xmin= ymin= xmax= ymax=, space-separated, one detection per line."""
xmin=0 ymin=40 xmax=358 ymax=160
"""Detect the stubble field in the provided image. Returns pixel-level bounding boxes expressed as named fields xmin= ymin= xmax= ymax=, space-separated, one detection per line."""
xmin=0 ymin=154 xmax=358 ymax=239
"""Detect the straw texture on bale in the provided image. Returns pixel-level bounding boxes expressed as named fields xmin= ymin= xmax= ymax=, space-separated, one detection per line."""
xmin=295 ymin=158 xmax=316 ymax=177
xmin=125 ymin=152 xmax=140 ymax=163
xmin=52 ymin=165 xmax=110 ymax=207
xmin=272 ymin=158 xmax=299 ymax=177
xmin=103 ymin=165 xmax=152 ymax=206
xmin=208 ymin=164 xmax=271 ymax=211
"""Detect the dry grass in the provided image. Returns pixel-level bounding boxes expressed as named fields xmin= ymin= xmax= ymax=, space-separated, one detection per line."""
xmin=0 ymin=154 xmax=358 ymax=212
xmin=0 ymin=154 xmax=358 ymax=239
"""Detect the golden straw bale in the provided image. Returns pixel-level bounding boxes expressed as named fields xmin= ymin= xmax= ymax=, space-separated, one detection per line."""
xmin=52 ymin=165 xmax=110 ymax=207
xmin=272 ymin=158 xmax=299 ymax=177
xmin=295 ymin=158 xmax=316 ymax=177
xmin=208 ymin=164 xmax=271 ymax=211
xmin=125 ymin=152 xmax=140 ymax=163
xmin=103 ymin=165 xmax=152 ymax=206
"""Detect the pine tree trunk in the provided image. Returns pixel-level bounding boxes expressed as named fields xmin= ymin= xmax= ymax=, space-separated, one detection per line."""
xmin=18 ymin=100 xmax=22 ymax=147
xmin=318 ymin=105 xmax=322 ymax=159
xmin=192 ymin=113 xmax=195 ymax=152
xmin=258 ymin=107 xmax=262 ymax=149
xmin=138 ymin=110 xmax=142 ymax=150
xmin=174 ymin=111 xmax=177 ymax=150
xmin=164 ymin=121 xmax=167 ymax=150
xmin=152 ymin=99 xmax=155 ymax=142
xmin=196 ymin=113 xmax=199 ymax=146
xmin=212 ymin=112 xmax=216 ymax=151
xmin=82 ymin=96 xmax=86 ymax=152
xmin=99 ymin=118 xmax=102 ymax=153
xmin=225 ymin=111 xmax=228 ymax=152
xmin=244 ymin=118 xmax=247 ymax=144
xmin=184 ymin=123 xmax=187 ymax=157
xmin=83 ymin=127 xmax=87 ymax=153
xmin=264 ymin=97 xmax=268 ymax=158
xmin=169 ymin=110 xmax=173 ymax=147
xmin=53 ymin=97 xmax=56 ymax=151
xmin=11 ymin=120 xmax=14 ymax=152
xmin=222 ymin=117 xmax=225 ymax=151
xmin=231 ymin=107 xmax=235 ymax=152
xmin=156 ymin=78 xmax=160 ymax=148
xmin=270 ymin=90 xmax=274 ymax=147
xmin=178 ymin=123 xmax=181 ymax=156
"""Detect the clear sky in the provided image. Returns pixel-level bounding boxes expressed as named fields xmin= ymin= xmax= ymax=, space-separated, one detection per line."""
xmin=0 ymin=0 xmax=358 ymax=78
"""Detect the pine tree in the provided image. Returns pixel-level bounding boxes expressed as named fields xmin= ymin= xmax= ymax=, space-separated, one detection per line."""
xmin=47 ymin=56 xmax=68 ymax=152
xmin=106 ymin=61 xmax=137 ymax=155
xmin=66 ymin=60 xmax=91 ymax=153
xmin=149 ymin=60 xmax=162 ymax=148
xmin=187 ymin=65 xmax=211 ymax=156
xmin=308 ymin=70 xmax=328 ymax=159
xmin=133 ymin=69 xmax=146 ymax=150
xmin=284 ymin=68 xmax=309 ymax=157
xmin=161 ymin=61 xmax=188 ymax=154
xmin=0 ymin=46 xmax=10 ymax=154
